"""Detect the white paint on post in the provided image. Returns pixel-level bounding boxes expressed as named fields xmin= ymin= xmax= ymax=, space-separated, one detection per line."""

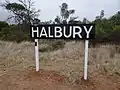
xmin=35 ymin=39 xmax=39 ymax=71
xmin=84 ymin=40 xmax=89 ymax=80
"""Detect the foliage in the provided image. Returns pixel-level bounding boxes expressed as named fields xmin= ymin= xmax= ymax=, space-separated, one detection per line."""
xmin=54 ymin=3 xmax=80 ymax=24
xmin=92 ymin=11 xmax=120 ymax=44
xmin=1 ymin=0 xmax=40 ymax=25
xmin=0 ymin=25 xmax=29 ymax=43
xmin=0 ymin=1 xmax=120 ymax=45
xmin=39 ymin=40 xmax=65 ymax=52
xmin=0 ymin=21 xmax=9 ymax=31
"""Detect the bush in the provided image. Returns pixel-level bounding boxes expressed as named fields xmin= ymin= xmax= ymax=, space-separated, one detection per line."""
xmin=0 ymin=26 xmax=30 ymax=43
xmin=110 ymin=48 xmax=116 ymax=58
xmin=39 ymin=40 xmax=65 ymax=52
xmin=50 ymin=40 xmax=65 ymax=50
xmin=39 ymin=44 xmax=53 ymax=52
xmin=109 ymin=45 xmax=120 ymax=58
xmin=0 ymin=21 xmax=9 ymax=31
xmin=114 ymin=45 xmax=120 ymax=53
xmin=108 ymin=29 xmax=120 ymax=44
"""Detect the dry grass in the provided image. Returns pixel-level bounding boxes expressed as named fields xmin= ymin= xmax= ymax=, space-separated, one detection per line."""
xmin=0 ymin=40 xmax=120 ymax=83
xmin=0 ymin=40 xmax=35 ymax=75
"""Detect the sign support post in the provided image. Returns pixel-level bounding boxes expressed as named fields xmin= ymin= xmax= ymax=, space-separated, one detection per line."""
xmin=84 ymin=40 xmax=89 ymax=80
xmin=35 ymin=39 xmax=39 ymax=71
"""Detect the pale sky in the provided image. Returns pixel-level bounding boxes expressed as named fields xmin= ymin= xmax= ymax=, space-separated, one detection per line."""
xmin=0 ymin=0 xmax=119 ymax=22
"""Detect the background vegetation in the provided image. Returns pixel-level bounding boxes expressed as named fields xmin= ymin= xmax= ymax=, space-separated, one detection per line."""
xmin=0 ymin=0 xmax=120 ymax=46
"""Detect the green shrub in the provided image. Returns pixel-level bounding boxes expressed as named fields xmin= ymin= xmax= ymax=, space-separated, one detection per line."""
xmin=0 ymin=26 xmax=29 ymax=43
xmin=0 ymin=21 xmax=9 ymax=31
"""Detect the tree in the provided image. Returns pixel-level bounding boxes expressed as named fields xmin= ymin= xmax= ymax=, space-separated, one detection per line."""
xmin=92 ymin=10 xmax=120 ymax=44
xmin=100 ymin=10 xmax=104 ymax=19
xmin=1 ymin=0 xmax=40 ymax=25
xmin=82 ymin=18 xmax=90 ymax=24
xmin=54 ymin=3 xmax=79 ymax=24
xmin=95 ymin=10 xmax=104 ymax=20
xmin=109 ymin=11 xmax=120 ymax=26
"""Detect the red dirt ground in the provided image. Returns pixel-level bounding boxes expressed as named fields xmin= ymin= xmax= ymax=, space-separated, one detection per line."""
xmin=0 ymin=69 xmax=120 ymax=90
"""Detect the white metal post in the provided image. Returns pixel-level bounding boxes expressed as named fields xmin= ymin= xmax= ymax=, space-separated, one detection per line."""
xmin=84 ymin=40 xmax=89 ymax=80
xmin=35 ymin=39 xmax=39 ymax=71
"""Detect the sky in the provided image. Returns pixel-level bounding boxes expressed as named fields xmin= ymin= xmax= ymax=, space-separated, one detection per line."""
xmin=0 ymin=0 xmax=119 ymax=22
